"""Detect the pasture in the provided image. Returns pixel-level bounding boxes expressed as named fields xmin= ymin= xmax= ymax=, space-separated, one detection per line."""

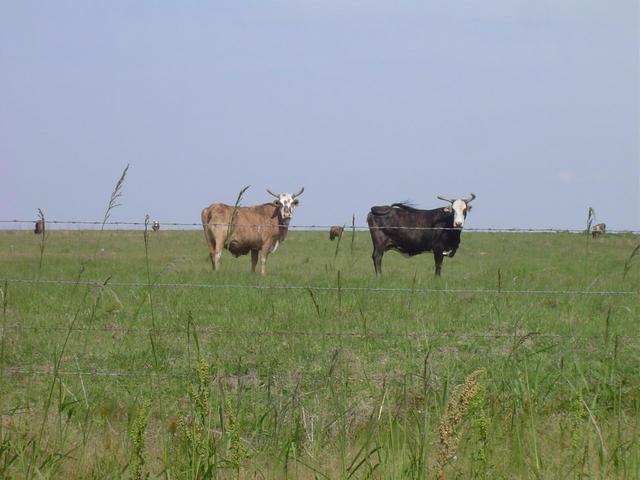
xmin=0 ymin=227 xmax=638 ymax=479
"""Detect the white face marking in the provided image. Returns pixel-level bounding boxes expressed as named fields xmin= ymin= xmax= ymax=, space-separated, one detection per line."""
xmin=276 ymin=193 xmax=298 ymax=219
xmin=451 ymin=199 xmax=468 ymax=228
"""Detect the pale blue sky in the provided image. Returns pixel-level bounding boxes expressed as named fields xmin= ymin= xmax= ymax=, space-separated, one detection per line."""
xmin=1 ymin=1 xmax=638 ymax=230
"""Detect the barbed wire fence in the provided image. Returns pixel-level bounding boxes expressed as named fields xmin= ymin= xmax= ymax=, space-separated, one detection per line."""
xmin=1 ymin=278 xmax=637 ymax=379
xmin=2 ymin=218 xmax=640 ymax=234
xmin=1 ymin=216 xmax=639 ymax=380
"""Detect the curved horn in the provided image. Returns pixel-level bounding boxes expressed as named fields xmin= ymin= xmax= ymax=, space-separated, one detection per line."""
xmin=437 ymin=195 xmax=455 ymax=204
xmin=266 ymin=189 xmax=280 ymax=198
xmin=292 ymin=187 xmax=305 ymax=198
xmin=464 ymin=193 xmax=476 ymax=203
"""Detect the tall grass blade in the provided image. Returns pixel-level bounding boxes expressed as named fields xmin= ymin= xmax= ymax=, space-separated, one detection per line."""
xmin=93 ymin=165 xmax=130 ymax=258
xmin=333 ymin=224 xmax=345 ymax=261
xmin=226 ymin=185 xmax=251 ymax=245
xmin=307 ymin=288 xmax=321 ymax=318
xmin=143 ymin=215 xmax=159 ymax=370
xmin=351 ymin=214 xmax=356 ymax=244
xmin=586 ymin=207 xmax=595 ymax=236
xmin=38 ymin=279 xmax=98 ymax=444
xmin=0 ymin=281 xmax=7 ymax=384
xmin=623 ymin=244 xmax=640 ymax=280
xmin=101 ymin=164 xmax=130 ymax=229
xmin=36 ymin=208 xmax=47 ymax=273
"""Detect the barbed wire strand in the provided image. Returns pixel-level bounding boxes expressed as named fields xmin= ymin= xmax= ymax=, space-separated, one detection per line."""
xmin=1 ymin=219 xmax=638 ymax=234
xmin=2 ymin=277 xmax=637 ymax=296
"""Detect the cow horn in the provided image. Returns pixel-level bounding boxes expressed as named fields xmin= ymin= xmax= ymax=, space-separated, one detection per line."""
xmin=437 ymin=195 xmax=455 ymax=204
xmin=464 ymin=193 xmax=476 ymax=203
xmin=292 ymin=187 xmax=305 ymax=198
xmin=266 ymin=189 xmax=280 ymax=198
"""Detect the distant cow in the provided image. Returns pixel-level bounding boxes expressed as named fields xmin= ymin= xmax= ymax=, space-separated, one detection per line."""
xmin=329 ymin=226 xmax=344 ymax=241
xmin=34 ymin=220 xmax=44 ymax=235
xmin=152 ymin=221 xmax=160 ymax=232
xmin=201 ymin=187 xmax=304 ymax=275
xmin=367 ymin=193 xmax=476 ymax=276
xmin=592 ymin=223 xmax=606 ymax=238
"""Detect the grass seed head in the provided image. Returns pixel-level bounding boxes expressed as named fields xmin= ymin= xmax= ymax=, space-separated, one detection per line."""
xmin=437 ymin=369 xmax=485 ymax=480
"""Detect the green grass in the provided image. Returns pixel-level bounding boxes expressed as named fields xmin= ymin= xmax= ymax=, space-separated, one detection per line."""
xmin=0 ymin=228 xmax=638 ymax=479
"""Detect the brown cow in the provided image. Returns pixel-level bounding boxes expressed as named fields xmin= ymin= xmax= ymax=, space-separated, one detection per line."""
xmin=201 ymin=187 xmax=304 ymax=275
xmin=329 ymin=226 xmax=344 ymax=241
xmin=592 ymin=223 xmax=606 ymax=238
xmin=34 ymin=219 xmax=44 ymax=234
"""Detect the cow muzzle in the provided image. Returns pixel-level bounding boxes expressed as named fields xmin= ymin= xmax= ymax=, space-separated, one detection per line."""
xmin=281 ymin=209 xmax=293 ymax=219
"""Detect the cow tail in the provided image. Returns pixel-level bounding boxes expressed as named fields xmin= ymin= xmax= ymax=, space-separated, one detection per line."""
xmin=366 ymin=211 xmax=374 ymax=227
xmin=202 ymin=208 xmax=214 ymax=243
xmin=201 ymin=208 xmax=211 ymax=229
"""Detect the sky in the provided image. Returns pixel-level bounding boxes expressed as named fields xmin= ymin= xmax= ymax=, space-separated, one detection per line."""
xmin=1 ymin=1 xmax=638 ymax=231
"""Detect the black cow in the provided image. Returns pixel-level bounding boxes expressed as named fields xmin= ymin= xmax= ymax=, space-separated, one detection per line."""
xmin=367 ymin=194 xmax=476 ymax=276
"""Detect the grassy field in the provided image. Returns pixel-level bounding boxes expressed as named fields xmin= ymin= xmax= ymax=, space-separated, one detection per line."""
xmin=0 ymin=227 xmax=638 ymax=479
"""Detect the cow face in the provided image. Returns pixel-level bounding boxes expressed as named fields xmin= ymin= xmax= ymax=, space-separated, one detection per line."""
xmin=451 ymin=200 xmax=471 ymax=228
xmin=437 ymin=193 xmax=476 ymax=229
xmin=267 ymin=187 xmax=304 ymax=220
xmin=273 ymin=193 xmax=299 ymax=219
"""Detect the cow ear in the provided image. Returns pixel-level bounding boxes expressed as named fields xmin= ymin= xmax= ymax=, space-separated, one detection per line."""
xmin=444 ymin=206 xmax=452 ymax=213
xmin=273 ymin=200 xmax=282 ymax=206
xmin=466 ymin=205 xmax=472 ymax=212
xmin=293 ymin=198 xmax=299 ymax=206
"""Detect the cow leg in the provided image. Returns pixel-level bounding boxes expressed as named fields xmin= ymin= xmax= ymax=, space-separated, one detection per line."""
xmin=259 ymin=248 xmax=269 ymax=276
xmin=203 ymin=227 xmax=217 ymax=271
xmin=434 ymin=251 xmax=444 ymax=276
xmin=251 ymin=250 xmax=259 ymax=273
xmin=372 ymin=248 xmax=384 ymax=275
xmin=206 ymin=248 xmax=216 ymax=270
xmin=213 ymin=249 xmax=223 ymax=270
xmin=368 ymin=223 xmax=388 ymax=275
xmin=209 ymin=230 xmax=228 ymax=271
